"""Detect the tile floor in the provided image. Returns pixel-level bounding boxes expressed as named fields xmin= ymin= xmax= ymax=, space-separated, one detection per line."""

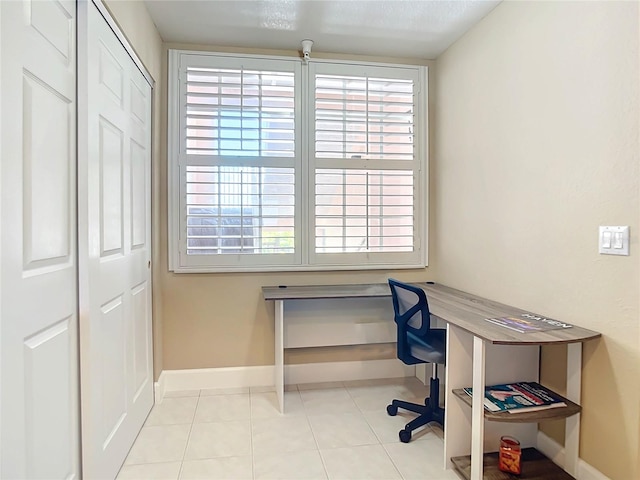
xmin=117 ymin=378 xmax=461 ymax=480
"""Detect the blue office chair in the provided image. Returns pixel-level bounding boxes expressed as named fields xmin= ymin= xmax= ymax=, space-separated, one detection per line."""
xmin=387 ymin=279 xmax=446 ymax=443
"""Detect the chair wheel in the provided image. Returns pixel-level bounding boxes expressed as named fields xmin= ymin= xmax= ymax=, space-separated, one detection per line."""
xmin=399 ymin=429 xmax=411 ymax=443
xmin=386 ymin=404 xmax=398 ymax=416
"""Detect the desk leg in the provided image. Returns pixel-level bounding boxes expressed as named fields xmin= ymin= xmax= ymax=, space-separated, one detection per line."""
xmin=275 ymin=300 xmax=284 ymax=413
xmin=444 ymin=324 xmax=475 ymax=469
xmin=471 ymin=336 xmax=486 ymax=480
xmin=565 ymin=342 xmax=581 ymax=477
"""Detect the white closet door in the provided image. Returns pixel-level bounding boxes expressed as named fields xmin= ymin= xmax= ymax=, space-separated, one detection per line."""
xmin=78 ymin=1 xmax=154 ymax=478
xmin=0 ymin=0 xmax=80 ymax=478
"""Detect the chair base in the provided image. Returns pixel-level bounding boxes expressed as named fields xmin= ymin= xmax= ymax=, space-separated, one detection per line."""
xmin=386 ymin=377 xmax=445 ymax=443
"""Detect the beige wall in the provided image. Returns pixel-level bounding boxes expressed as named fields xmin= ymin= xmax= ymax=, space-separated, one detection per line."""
xmin=159 ymin=42 xmax=437 ymax=370
xmin=102 ymin=0 xmax=164 ymax=379
xmin=434 ymin=1 xmax=639 ymax=479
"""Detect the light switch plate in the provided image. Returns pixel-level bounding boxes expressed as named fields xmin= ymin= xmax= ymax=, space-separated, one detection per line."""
xmin=599 ymin=226 xmax=629 ymax=255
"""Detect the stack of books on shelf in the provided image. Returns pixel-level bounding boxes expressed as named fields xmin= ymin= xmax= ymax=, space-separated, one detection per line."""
xmin=463 ymin=382 xmax=567 ymax=414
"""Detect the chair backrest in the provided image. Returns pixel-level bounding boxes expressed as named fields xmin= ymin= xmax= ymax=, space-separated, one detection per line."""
xmin=388 ymin=278 xmax=431 ymax=337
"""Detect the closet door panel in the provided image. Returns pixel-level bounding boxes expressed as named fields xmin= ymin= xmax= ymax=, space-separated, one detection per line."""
xmin=78 ymin=1 xmax=154 ymax=478
xmin=0 ymin=0 xmax=79 ymax=478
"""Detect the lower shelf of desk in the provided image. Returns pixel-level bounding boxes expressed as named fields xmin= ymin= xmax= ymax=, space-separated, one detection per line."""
xmin=452 ymin=388 xmax=581 ymax=422
xmin=451 ymin=448 xmax=575 ymax=480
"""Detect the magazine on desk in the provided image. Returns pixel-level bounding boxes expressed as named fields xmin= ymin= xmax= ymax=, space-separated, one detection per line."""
xmin=463 ymin=382 xmax=567 ymax=414
xmin=485 ymin=313 xmax=573 ymax=334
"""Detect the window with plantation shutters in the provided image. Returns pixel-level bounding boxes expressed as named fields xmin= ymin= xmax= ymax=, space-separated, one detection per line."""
xmin=169 ymin=50 xmax=426 ymax=272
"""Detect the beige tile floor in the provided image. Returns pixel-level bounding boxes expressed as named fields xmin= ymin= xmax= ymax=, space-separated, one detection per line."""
xmin=117 ymin=378 xmax=461 ymax=480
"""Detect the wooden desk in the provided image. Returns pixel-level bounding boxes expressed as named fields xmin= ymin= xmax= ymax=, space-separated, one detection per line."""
xmin=262 ymin=282 xmax=600 ymax=480
xmin=420 ymin=284 xmax=599 ymax=480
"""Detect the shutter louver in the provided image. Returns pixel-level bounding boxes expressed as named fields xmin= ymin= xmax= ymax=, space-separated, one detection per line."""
xmin=315 ymin=169 xmax=414 ymax=253
xmin=314 ymin=74 xmax=414 ymax=161
xmin=186 ymin=166 xmax=295 ymax=255
xmin=185 ymin=67 xmax=295 ymax=158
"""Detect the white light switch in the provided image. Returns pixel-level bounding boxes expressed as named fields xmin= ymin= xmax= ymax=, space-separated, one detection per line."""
xmin=614 ymin=232 xmax=623 ymax=249
xmin=599 ymin=226 xmax=629 ymax=255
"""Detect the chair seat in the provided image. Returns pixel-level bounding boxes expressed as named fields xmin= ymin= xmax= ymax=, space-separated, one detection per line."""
xmin=407 ymin=328 xmax=446 ymax=365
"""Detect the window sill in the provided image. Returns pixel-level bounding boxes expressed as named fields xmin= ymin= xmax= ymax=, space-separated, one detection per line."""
xmin=170 ymin=262 xmax=427 ymax=274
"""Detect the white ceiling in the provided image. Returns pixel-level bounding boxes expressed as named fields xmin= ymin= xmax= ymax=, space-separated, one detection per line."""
xmin=144 ymin=0 xmax=501 ymax=60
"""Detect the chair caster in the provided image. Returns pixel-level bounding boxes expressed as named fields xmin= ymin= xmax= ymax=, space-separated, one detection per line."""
xmin=399 ymin=429 xmax=411 ymax=443
xmin=386 ymin=404 xmax=398 ymax=416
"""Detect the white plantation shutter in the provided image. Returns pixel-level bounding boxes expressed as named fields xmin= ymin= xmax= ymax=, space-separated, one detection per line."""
xmin=314 ymin=169 xmax=414 ymax=253
xmin=169 ymin=51 xmax=426 ymax=272
xmin=184 ymin=66 xmax=296 ymax=158
xmin=309 ymin=63 xmax=423 ymax=267
xmin=174 ymin=54 xmax=302 ymax=270
xmin=314 ymin=74 xmax=414 ymax=160
xmin=186 ymin=166 xmax=295 ymax=255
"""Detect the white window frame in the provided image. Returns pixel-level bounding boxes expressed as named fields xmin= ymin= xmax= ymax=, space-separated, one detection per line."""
xmin=168 ymin=49 xmax=428 ymax=273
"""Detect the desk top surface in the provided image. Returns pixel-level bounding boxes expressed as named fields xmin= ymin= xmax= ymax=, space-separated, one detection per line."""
xmin=262 ymin=282 xmax=601 ymax=346
xmin=262 ymin=283 xmax=391 ymax=300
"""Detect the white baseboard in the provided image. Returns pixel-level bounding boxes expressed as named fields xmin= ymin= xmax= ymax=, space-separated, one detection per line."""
xmin=158 ymin=365 xmax=274 ymax=394
xmin=156 ymin=359 xmax=414 ymax=400
xmin=154 ymin=374 xmax=166 ymax=404
xmin=537 ymin=431 xmax=610 ymax=480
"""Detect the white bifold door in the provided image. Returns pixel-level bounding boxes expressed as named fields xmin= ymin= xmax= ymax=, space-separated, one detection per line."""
xmin=0 ymin=0 xmax=152 ymax=478
xmin=78 ymin=1 xmax=154 ymax=478
xmin=1 ymin=0 xmax=80 ymax=478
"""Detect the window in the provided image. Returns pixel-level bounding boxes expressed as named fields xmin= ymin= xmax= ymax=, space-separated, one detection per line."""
xmin=168 ymin=51 xmax=427 ymax=272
